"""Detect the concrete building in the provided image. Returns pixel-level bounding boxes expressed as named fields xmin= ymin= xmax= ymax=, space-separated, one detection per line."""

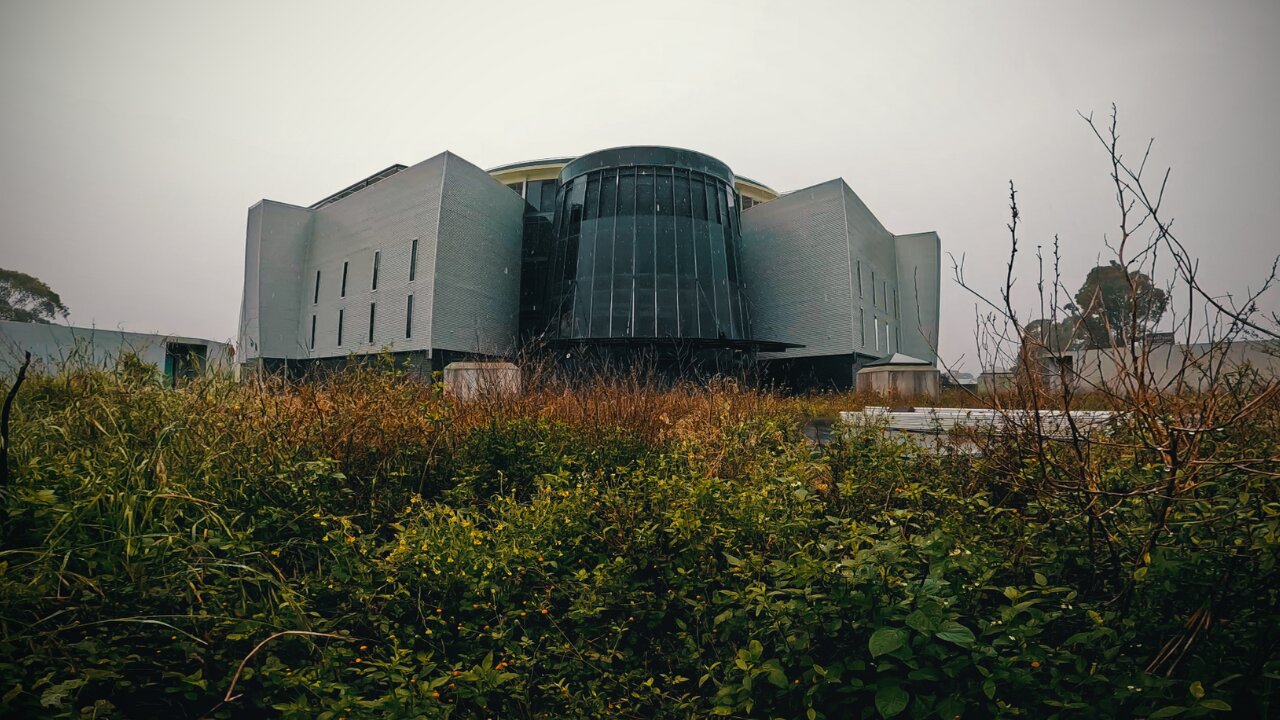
xmin=1033 ymin=340 xmax=1280 ymax=392
xmin=0 ymin=320 xmax=233 ymax=383
xmin=240 ymin=146 xmax=941 ymax=386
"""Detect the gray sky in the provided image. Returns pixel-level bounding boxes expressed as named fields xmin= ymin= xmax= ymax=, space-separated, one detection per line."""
xmin=2 ymin=0 xmax=1277 ymax=371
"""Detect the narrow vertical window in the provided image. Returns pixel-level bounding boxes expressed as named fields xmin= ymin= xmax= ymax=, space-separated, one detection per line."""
xmin=313 ymin=270 xmax=321 ymax=304
xmin=337 ymin=309 xmax=344 ymax=346
xmin=874 ymin=317 xmax=880 ymax=351
xmin=341 ymin=262 xmax=349 ymax=297
xmin=309 ymin=315 xmax=316 ymax=349
xmin=368 ymin=303 xmax=376 ymax=343
xmin=372 ymin=251 xmax=380 ymax=290
xmin=860 ymin=306 xmax=866 ymax=346
xmin=409 ymin=238 xmax=418 ymax=281
xmin=886 ymin=322 xmax=892 ymax=353
xmin=871 ymin=271 xmax=876 ymax=307
xmin=857 ymin=260 xmax=863 ymax=298
xmin=405 ymin=294 xmax=414 ymax=338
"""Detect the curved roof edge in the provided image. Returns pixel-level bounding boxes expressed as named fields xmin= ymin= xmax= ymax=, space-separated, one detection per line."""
xmin=485 ymin=157 xmax=574 ymax=174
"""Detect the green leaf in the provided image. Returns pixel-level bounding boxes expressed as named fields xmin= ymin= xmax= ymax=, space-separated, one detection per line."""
xmin=807 ymin=708 xmax=817 ymax=720
xmin=875 ymin=685 xmax=909 ymax=718
xmin=936 ymin=621 xmax=976 ymax=646
xmin=1199 ymin=699 xmax=1231 ymax=711
xmin=904 ymin=610 xmax=933 ymax=633
xmin=1189 ymin=681 xmax=1204 ymax=700
xmin=936 ymin=697 xmax=964 ymax=719
xmin=1148 ymin=706 xmax=1186 ymax=718
xmin=982 ymin=678 xmax=995 ymax=699
xmin=1034 ymin=572 xmax=1048 ymax=586
xmin=869 ymin=627 xmax=905 ymax=657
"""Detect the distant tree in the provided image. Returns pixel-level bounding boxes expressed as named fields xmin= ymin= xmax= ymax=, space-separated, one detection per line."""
xmin=1073 ymin=261 xmax=1168 ymax=347
xmin=1022 ymin=315 xmax=1089 ymax=352
xmin=0 ymin=268 xmax=69 ymax=324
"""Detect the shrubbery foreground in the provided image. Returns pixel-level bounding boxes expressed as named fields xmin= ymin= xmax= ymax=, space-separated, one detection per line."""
xmin=0 ymin=365 xmax=1276 ymax=718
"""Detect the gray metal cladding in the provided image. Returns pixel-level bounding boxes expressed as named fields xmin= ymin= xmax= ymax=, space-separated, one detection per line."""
xmin=740 ymin=179 xmax=856 ymax=359
xmin=431 ymin=153 xmax=525 ymax=355
xmin=893 ymin=232 xmax=942 ymax=362
xmin=240 ymin=200 xmax=313 ymax=360
xmin=740 ymin=179 xmax=914 ymax=361
xmin=302 ymin=153 xmax=448 ymax=359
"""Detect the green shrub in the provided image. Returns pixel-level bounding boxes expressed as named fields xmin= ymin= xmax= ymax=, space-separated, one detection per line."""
xmin=0 ymin=368 xmax=1275 ymax=718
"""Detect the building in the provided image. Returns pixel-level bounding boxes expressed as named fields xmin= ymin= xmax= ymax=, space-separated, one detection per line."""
xmin=239 ymin=146 xmax=941 ymax=386
xmin=0 ymin=320 xmax=233 ymax=384
xmin=1031 ymin=340 xmax=1280 ymax=393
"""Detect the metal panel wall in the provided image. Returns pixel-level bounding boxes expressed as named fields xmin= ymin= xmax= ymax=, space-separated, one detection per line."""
xmin=894 ymin=232 xmax=941 ymax=362
xmin=432 ymin=153 xmax=525 ymax=355
xmin=302 ymin=153 xmax=449 ymax=359
xmin=740 ymin=179 xmax=856 ymax=359
xmin=239 ymin=200 xmax=313 ymax=361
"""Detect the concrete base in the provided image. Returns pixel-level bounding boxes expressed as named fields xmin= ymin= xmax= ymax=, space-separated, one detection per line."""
xmin=855 ymin=365 xmax=940 ymax=400
xmin=443 ymin=361 xmax=521 ymax=401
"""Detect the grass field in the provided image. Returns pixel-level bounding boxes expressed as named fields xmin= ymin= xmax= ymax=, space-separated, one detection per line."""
xmin=0 ymin=363 xmax=1276 ymax=718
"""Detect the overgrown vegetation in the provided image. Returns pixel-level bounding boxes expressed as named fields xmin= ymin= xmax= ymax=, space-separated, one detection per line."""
xmin=0 ymin=362 xmax=1276 ymax=719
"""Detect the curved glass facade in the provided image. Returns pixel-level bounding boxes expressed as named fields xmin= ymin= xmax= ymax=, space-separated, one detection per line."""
xmin=545 ymin=147 xmax=749 ymax=342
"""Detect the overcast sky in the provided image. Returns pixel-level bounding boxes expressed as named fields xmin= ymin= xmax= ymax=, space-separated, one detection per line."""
xmin=2 ymin=0 xmax=1276 ymax=371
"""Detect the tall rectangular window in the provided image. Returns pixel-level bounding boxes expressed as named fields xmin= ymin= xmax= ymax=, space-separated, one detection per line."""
xmin=871 ymin=270 xmax=876 ymax=307
xmin=309 ymin=315 xmax=316 ymax=349
xmin=874 ymin=316 xmax=880 ymax=351
xmin=405 ymin=294 xmax=414 ymax=338
xmin=368 ymin=303 xmax=376 ymax=343
xmin=857 ymin=260 xmax=862 ymax=298
xmin=372 ymin=251 xmax=380 ymax=290
xmin=409 ymin=238 xmax=418 ymax=281
xmin=341 ymin=262 xmax=349 ymax=297
xmin=337 ymin=309 xmax=344 ymax=346
xmin=859 ymin=306 xmax=866 ymax=346
xmin=313 ymin=270 xmax=321 ymax=304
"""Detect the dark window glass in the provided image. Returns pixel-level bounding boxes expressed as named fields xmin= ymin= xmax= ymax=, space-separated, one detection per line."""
xmin=525 ymin=180 xmax=542 ymax=211
xmin=540 ymin=180 xmax=557 ymax=213
xmin=708 ymin=186 xmax=729 ymax=337
xmin=406 ymin=295 xmax=413 ymax=338
xmin=341 ymin=261 xmax=348 ymax=297
xmin=654 ymin=170 xmax=677 ymax=336
xmin=871 ymin=271 xmax=877 ymax=307
xmin=309 ymin=315 xmax=316 ymax=349
xmin=506 ymin=182 xmax=523 ymax=197
xmin=857 ymin=260 xmax=863 ymax=297
xmin=410 ymin=238 xmax=418 ymax=281
xmin=612 ymin=208 xmax=634 ymax=336
xmin=372 ymin=251 xmax=380 ymax=290
xmin=368 ymin=303 xmax=376 ymax=343
xmin=673 ymin=170 xmax=696 ymax=334
xmin=599 ymin=171 xmax=616 ymax=219
xmin=617 ymin=171 xmax=636 ymax=216
xmin=633 ymin=170 xmax=656 ymax=335
xmin=584 ymin=175 xmax=600 ymax=222
xmin=337 ymin=309 xmax=344 ymax=346
xmin=691 ymin=175 xmax=708 ymax=221
xmin=313 ymin=270 xmax=321 ymax=304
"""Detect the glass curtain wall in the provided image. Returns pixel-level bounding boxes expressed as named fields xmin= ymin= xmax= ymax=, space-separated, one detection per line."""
xmin=546 ymin=162 xmax=748 ymax=342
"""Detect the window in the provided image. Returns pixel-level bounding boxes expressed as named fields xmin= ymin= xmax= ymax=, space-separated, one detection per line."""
xmin=885 ymin=322 xmax=892 ymax=353
xmin=337 ymin=309 xmax=344 ymax=346
xmin=405 ymin=294 xmax=414 ymax=338
xmin=871 ymin=270 xmax=876 ymax=307
xmin=341 ymin=261 xmax=349 ymax=297
xmin=313 ymin=270 xmax=321 ymax=304
xmin=540 ymin=181 xmax=557 ymax=213
xmin=309 ymin=315 xmax=316 ymax=349
xmin=857 ymin=260 xmax=862 ymax=298
xmin=368 ymin=303 xmax=376 ymax=343
xmin=506 ymin=182 xmax=523 ymax=197
xmin=409 ymin=238 xmax=418 ymax=281
xmin=372 ymin=251 xmax=380 ymax=290
xmin=860 ymin=306 xmax=866 ymax=346
xmin=874 ymin=316 xmax=880 ymax=351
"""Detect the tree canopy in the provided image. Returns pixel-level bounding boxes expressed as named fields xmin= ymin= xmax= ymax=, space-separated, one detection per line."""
xmin=1022 ymin=262 xmax=1169 ymax=351
xmin=1073 ymin=262 xmax=1168 ymax=347
xmin=0 ymin=268 xmax=69 ymax=324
